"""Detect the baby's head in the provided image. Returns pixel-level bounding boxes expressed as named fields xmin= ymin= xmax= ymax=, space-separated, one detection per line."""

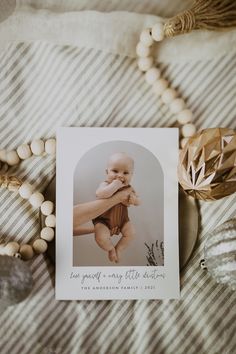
xmin=106 ymin=152 xmax=134 ymax=185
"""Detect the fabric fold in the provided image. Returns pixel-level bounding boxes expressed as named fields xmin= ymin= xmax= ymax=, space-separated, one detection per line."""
xmin=0 ymin=7 xmax=236 ymax=63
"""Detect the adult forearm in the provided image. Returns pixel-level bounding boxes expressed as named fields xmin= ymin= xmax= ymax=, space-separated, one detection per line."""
xmin=73 ymin=197 xmax=118 ymax=228
xmin=73 ymin=225 xmax=95 ymax=236
xmin=96 ymin=181 xmax=121 ymax=199
xmin=73 ymin=187 xmax=132 ymax=235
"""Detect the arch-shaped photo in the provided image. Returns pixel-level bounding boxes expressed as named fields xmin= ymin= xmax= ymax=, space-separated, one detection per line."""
xmin=73 ymin=140 xmax=164 ymax=267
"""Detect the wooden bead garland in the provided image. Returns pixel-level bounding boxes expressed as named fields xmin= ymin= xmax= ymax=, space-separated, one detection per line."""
xmin=136 ymin=23 xmax=197 ymax=145
xmin=0 ymin=22 xmax=197 ymax=261
xmin=0 ymin=138 xmax=56 ymax=167
xmin=0 ymin=139 xmax=56 ymax=261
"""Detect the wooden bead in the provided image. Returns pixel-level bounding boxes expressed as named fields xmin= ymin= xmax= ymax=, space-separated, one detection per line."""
xmin=6 ymin=150 xmax=20 ymax=166
xmin=136 ymin=42 xmax=151 ymax=57
xmin=45 ymin=214 xmax=56 ymax=228
xmin=137 ymin=57 xmax=153 ymax=72
xmin=169 ymin=98 xmax=185 ymax=114
xmin=41 ymin=227 xmax=54 ymax=242
xmin=30 ymin=139 xmax=44 ymax=156
xmin=140 ymin=28 xmax=154 ymax=47
xmin=14 ymin=253 xmax=22 ymax=259
xmin=145 ymin=67 xmax=161 ymax=85
xmin=19 ymin=244 xmax=34 ymax=260
xmin=17 ymin=144 xmax=32 ymax=160
xmin=33 ymin=239 xmax=48 ymax=254
xmin=161 ymin=88 xmax=178 ymax=104
xmin=19 ymin=182 xmax=33 ymax=199
xmin=41 ymin=201 xmax=54 ymax=216
xmin=45 ymin=139 xmax=56 ymax=155
xmin=151 ymin=23 xmax=164 ymax=42
xmin=177 ymin=109 xmax=193 ymax=124
xmin=181 ymin=123 xmax=197 ymax=138
xmin=0 ymin=149 xmax=7 ymax=162
xmin=153 ymin=79 xmax=168 ymax=95
xmin=29 ymin=192 xmax=44 ymax=208
xmin=4 ymin=242 xmax=20 ymax=256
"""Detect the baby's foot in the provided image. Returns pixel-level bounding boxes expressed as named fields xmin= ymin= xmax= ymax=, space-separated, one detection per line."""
xmin=115 ymin=247 xmax=120 ymax=263
xmin=108 ymin=248 xmax=118 ymax=263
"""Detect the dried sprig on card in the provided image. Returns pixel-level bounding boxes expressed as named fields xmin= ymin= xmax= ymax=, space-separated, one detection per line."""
xmin=145 ymin=240 xmax=164 ymax=266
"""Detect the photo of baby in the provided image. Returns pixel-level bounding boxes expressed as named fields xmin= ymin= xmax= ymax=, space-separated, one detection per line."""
xmin=93 ymin=152 xmax=140 ymax=263
xmin=73 ymin=140 xmax=164 ymax=267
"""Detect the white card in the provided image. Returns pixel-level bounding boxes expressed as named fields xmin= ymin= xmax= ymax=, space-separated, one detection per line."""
xmin=56 ymin=127 xmax=180 ymax=300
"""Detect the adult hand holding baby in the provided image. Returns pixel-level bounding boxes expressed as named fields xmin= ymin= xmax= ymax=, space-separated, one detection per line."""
xmin=128 ymin=191 xmax=141 ymax=206
xmin=73 ymin=186 xmax=133 ymax=234
xmin=113 ymin=185 xmax=132 ymax=205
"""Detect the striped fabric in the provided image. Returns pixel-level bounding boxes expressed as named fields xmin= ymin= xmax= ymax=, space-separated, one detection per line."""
xmin=0 ymin=1 xmax=236 ymax=354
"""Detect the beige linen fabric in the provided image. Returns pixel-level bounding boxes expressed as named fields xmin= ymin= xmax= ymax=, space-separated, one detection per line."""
xmin=1 ymin=5 xmax=236 ymax=61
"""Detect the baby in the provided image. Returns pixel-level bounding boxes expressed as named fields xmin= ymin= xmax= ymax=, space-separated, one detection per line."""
xmin=93 ymin=152 xmax=140 ymax=263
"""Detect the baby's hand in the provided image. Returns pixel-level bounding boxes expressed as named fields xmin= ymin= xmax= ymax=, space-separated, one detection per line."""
xmin=129 ymin=192 xmax=141 ymax=206
xmin=116 ymin=175 xmax=125 ymax=183
xmin=115 ymin=187 xmax=132 ymax=206
xmin=112 ymin=179 xmax=124 ymax=189
xmin=128 ymin=193 xmax=136 ymax=205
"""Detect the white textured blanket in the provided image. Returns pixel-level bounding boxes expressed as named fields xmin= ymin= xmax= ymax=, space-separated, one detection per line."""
xmin=0 ymin=1 xmax=235 ymax=353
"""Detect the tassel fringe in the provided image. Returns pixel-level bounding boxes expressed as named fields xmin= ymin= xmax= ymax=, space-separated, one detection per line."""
xmin=0 ymin=175 xmax=22 ymax=191
xmin=164 ymin=0 xmax=236 ymax=37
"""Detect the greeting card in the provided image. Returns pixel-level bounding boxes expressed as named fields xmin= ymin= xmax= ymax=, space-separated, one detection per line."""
xmin=56 ymin=127 xmax=179 ymax=300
